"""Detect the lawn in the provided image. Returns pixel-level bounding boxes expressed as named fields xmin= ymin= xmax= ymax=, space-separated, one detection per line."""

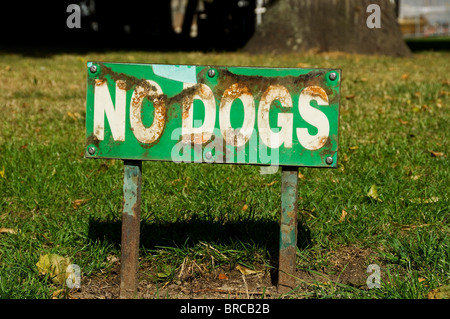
xmin=0 ymin=47 xmax=448 ymax=299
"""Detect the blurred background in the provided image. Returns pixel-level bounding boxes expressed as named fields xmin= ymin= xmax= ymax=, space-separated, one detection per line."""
xmin=1 ymin=0 xmax=449 ymax=52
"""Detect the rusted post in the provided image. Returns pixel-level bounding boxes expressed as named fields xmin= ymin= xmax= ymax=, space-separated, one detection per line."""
xmin=278 ymin=166 xmax=299 ymax=293
xmin=120 ymin=160 xmax=142 ymax=299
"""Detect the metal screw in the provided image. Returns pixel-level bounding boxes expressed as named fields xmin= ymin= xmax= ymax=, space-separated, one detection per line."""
xmin=329 ymin=72 xmax=337 ymax=81
xmin=205 ymin=151 xmax=212 ymax=160
xmin=88 ymin=146 xmax=96 ymax=155
xmin=325 ymin=156 xmax=333 ymax=165
xmin=90 ymin=65 xmax=97 ymax=73
xmin=208 ymin=69 xmax=215 ymax=78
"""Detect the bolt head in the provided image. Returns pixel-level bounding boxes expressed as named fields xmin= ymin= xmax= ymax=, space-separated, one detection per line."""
xmin=205 ymin=151 xmax=212 ymax=160
xmin=325 ymin=156 xmax=333 ymax=165
xmin=208 ymin=69 xmax=215 ymax=78
xmin=88 ymin=146 xmax=96 ymax=155
xmin=329 ymin=72 xmax=337 ymax=81
xmin=90 ymin=65 xmax=97 ymax=73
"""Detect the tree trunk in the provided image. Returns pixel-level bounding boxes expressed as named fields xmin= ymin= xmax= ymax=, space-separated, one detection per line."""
xmin=244 ymin=0 xmax=412 ymax=57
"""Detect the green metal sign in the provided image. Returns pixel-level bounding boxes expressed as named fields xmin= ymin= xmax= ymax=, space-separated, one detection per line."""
xmin=85 ymin=62 xmax=340 ymax=167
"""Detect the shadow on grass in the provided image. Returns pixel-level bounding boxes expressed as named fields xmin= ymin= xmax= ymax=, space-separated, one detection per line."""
xmin=87 ymin=216 xmax=311 ymax=285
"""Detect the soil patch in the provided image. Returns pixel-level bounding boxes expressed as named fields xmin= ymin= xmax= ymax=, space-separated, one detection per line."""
xmin=70 ymin=245 xmax=377 ymax=299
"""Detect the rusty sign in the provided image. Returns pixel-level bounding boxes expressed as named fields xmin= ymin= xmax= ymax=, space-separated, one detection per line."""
xmin=85 ymin=62 xmax=341 ymax=167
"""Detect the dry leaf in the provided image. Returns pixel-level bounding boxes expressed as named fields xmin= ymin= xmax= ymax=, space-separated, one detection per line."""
xmin=391 ymin=222 xmax=430 ymax=231
xmin=298 ymin=172 xmax=306 ymax=179
xmin=428 ymin=284 xmax=450 ymax=299
xmin=72 ymin=199 xmax=90 ymax=209
xmin=218 ymin=273 xmax=228 ymax=280
xmin=67 ymin=112 xmax=81 ymax=121
xmin=242 ymin=204 xmax=249 ymax=211
xmin=439 ymin=90 xmax=450 ymax=96
xmin=266 ymin=181 xmax=277 ymax=187
xmin=367 ymin=185 xmax=383 ymax=202
xmin=401 ymin=73 xmax=409 ymax=80
xmin=0 ymin=165 xmax=5 ymax=179
xmin=236 ymin=264 xmax=262 ymax=276
xmin=0 ymin=228 xmax=16 ymax=234
xmin=398 ymin=119 xmax=408 ymax=125
xmin=339 ymin=210 xmax=348 ymax=223
xmin=36 ymin=254 xmax=72 ymax=285
xmin=430 ymin=150 xmax=444 ymax=157
xmin=345 ymin=94 xmax=355 ymax=100
xmin=408 ymin=197 xmax=439 ymax=204
xmin=418 ymin=278 xmax=426 ymax=283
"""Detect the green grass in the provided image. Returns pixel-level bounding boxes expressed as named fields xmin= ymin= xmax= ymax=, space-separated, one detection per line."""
xmin=0 ymin=48 xmax=449 ymax=299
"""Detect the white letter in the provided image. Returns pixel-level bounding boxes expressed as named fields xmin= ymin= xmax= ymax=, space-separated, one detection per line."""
xmin=66 ymin=264 xmax=81 ymax=289
xmin=257 ymin=85 xmax=293 ymax=149
xmin=93 ymin=79 xmax=126 ymax=141
xmin=66 ymin=4 xmax=81 ymax=29
xmin=219 ymin=83 xmax=255 ymax=147
xmin=297 ymin=86 xmax=329 ymax=150
xmin=130 ymin=80 xmax=166 ymax=144
xmin=366 ymin=4 xmax=381 ymax=29
xmin=366 ymin=264 xmax=381 ymax=289
xmin=181 ymin=83 xmax=216 ymax=144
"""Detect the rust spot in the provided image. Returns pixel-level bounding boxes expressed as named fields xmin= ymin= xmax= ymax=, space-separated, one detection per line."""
xmin=181 ymin=133 xmax=210 ymax=144
xmin=117 ymin=80 xmax=127 ymax=90
xmin=303 ymin=86 xmax=328 ymax=102
xmin=221 ymin=82 xmax=252 ymax=105
xmin=95 ymin=78 xmax=106 ymax=86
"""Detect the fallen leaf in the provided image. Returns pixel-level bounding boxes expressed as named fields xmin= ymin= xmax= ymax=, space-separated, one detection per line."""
xmin=401 ymin=73 xmax=409 ymax=80
xmin=5 ymin=66 xmax=11 ymax=71
xmin=296 ymin=63 xmax=310 ymax=68
xmin=0 ymin=228 xmax=16 ymax=234
xmin=430 ymin=150 xmax=444 ymax=157
xmin=418 ymin=278 xmax=426 ymax=283
xmin=407 ymin=197 xmax=439 ymax=204
xmin=442 ymin=79 xmax=450 ymax=86
xmin=0 ymin=165 xmax=5 ymax=179
xmin=345 ymin=94 xmax=355 ymax=100
xmin=242 ymin=204 xmax=249 ymax=211
xmin=428 ymin=284 xmax=450 ymax=299
xmin=236 ymin=264 xmax=262 ymax=276
xmin=367 ymin=185 xmax=383 ymax=202
xmin=349 ymin=146 xmax=359 ymax=151
xmin=398 ymin=119 xmax=408 ymax=125
xmin=391 ymin=222 xmax=431 ymax=231
xmin=72 ymin=199 xmax=90 ymax=209
xmin=36 ymin=254 xmax=72 ymax=285
xmin=298 ymin=172 xmax=306 ymax=179
xmin=439 ymin=90 xmax=450 ymax=96
xmin=266 ymin=181 xmax=277 ymax=187
xmin=52 ymin=289 xmax=66 ymax=299
xmin=339 ymin=210 xmax=347 ymax=223
xmin=67 ymin=112 xmax=81 ymax=121
xmin=218 ymin=273 xmax=228 ymax=280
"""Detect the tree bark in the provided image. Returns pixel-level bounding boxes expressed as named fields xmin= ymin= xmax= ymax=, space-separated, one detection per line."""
xmin=244 ymin=0 xmax=412 ymax=57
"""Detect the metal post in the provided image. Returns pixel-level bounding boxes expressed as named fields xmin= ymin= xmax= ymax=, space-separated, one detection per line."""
xmin=278 ymin=166 xmax=299 ymax=293
xmin=120 ymin=160 xmax=142 ymax=299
